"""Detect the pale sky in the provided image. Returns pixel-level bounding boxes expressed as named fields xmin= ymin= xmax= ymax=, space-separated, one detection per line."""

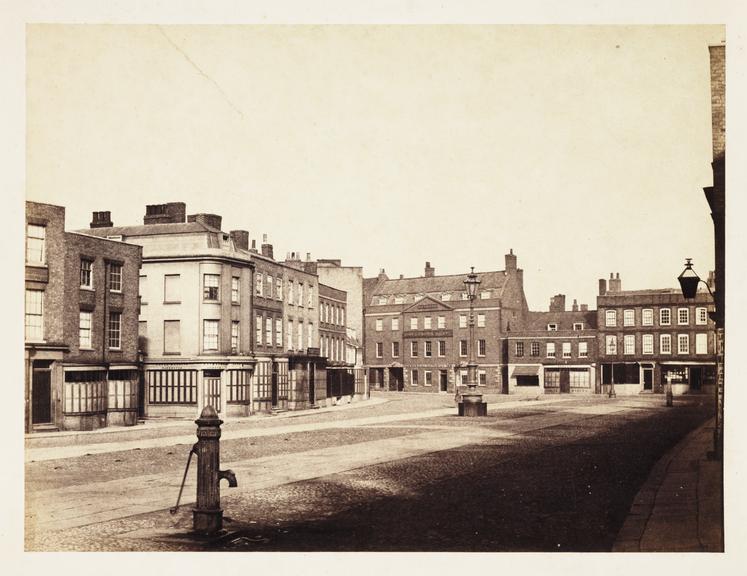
xmin=26 ymin=24 xmax=724 ymax=310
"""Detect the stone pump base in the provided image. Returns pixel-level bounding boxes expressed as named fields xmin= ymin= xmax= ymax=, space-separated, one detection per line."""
xmin=458 ymin=392 xmax=487 ymax=417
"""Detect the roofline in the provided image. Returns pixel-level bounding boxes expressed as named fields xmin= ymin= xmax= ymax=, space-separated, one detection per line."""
xmin=364 ymin=269 xmax=508 ymax=283
xmin=66 ymin=230 xmax=143 ymax=249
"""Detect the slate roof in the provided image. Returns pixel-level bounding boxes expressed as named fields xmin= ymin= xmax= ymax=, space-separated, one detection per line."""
xmin=78 ymin=221 xmax=223 ymax=238
xmin=370 ymin=271 xmax=508 ymax=296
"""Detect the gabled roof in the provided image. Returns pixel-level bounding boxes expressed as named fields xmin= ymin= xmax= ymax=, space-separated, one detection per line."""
xmin=402 ymin=294 xmax=454 ymax=313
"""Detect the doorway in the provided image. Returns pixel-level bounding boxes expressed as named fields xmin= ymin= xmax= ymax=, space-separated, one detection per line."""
xmin=203 ymin=370 xmax=222 ymax=413
xmin=642 ymin=365 xmax=654 ymax=391
xmin=690 ymin=367 xmax=702 ymax=391
xmin=389 ymin=367 xmax=404 ymax=391
xmin=439 ymin=370 xmax=448 ymax=392
xmin=271 ymin=363 xmax=279 ymax=407
xmin=32 ymin=361 xmax=53 ymax=425
xmin=559 ymin=369 xmax=570 ymax=394
xmin=309 ymin=362 xmax=316 ymax=405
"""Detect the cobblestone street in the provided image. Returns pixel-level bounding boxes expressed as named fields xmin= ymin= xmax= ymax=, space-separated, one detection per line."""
xmin=25 ymin=392 xmax=714 ymax=551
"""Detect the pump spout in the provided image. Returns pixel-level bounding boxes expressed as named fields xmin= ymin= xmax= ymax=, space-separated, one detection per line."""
xmin=219 ymin=469 xmax=237 ymax=488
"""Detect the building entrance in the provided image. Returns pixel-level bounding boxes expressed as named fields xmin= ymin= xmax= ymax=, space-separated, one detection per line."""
xmin=32 ymin=361 xmax=52 ymax=424
xmin=203 ymin=370 xmax=222 ymax=412
xmin=439 ymin=370 xmax=448 ymax=392
xmin=642 ymin=365 xmax=654 ymax=391
xmin=271 ymin=363 xmax=279 ymax=407
xmin=389 ymin=367 xmax=404 ymax=391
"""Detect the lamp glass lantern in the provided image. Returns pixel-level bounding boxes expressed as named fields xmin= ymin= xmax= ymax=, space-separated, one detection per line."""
xmin=464 ymin=267 xmax=481 ymax=300
xmin=678 ymin=258 xmax=701 ymax=299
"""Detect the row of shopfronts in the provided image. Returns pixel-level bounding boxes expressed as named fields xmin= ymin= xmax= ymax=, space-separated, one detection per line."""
xmin=30 ymin=355 xmax=367 ymax=431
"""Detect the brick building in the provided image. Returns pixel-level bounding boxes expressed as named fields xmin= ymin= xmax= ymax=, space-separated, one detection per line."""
xmin=506 ymin=295 xmax=598 ymax=395
xmin=25 ymin=201 xmax=142 ymax=432
xmin=83 ymin=204 xmax=258 ymax=418
xmin=363 ymin=251 xmax=528 ymax=394
xmin=596 ymin=274 xmax=716 ymax=395
xmin=83 ymin=208 xmax=339 ymax=416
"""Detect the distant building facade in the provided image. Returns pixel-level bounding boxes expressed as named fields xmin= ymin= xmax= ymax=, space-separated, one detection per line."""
xmin=363 ymin=252 xmax=528 ymax=394
xmin=596 ymin=273 xmax=717 ymax=395
xmin=506 ymin=296 xmax=598 ymax=395
xmin=25 ymin=202 xmax=142 ymax=432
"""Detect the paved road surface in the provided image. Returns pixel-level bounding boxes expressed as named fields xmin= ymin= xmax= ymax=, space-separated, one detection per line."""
xmin=25 ymin=392 xmax=712 ymax=551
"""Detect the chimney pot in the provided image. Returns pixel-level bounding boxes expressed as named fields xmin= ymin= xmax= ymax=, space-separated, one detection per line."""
xmin=90 ymin=211 xmax=113 ymax=228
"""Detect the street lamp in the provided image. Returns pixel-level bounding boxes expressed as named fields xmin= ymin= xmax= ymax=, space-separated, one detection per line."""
xmin=677 ymin=258 xmax=722 ymax=460
xmin=458 ymin=267 xmax=486 ymax=417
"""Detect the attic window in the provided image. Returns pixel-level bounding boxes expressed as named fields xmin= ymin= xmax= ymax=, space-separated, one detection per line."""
xmin=377 ymin=296 xmax=388 ymax=305
xmin=573 ymin=323 xmax=584 ymax=331
xmin=394 ymin=295 xmax=405 ymax=304
xmin=480 ymin=290 xmax=490 ymax=299
xmin=441 ymin=293 xmax=451 ymax=301
xmin=547 ymin=324 xmax=558 ymax=331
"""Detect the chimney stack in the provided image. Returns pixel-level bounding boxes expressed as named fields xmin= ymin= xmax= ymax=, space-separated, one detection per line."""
xmin=608 ymin=272 xmax=622 ymax=293
xmin=580 ymin=304 xmax=588 ymax=312
xmin=424 ymin=261 xmax=435 ymax=277
xmin=378 ymin=268 xmax=388 ymax=281
xmin=549 ymin=294 xmax=566 ymax=313
xmin=230 ymin=230 xmax=249 ymax=251
xmin=90 ymin=211 xmax=113 ymax=228
xmin=187 ymin=213 xmax=222 ymax=231
xmin=260 ymin=234 xmax=274 ymax=259
xmin=598 ymin=278 xmax=607 ymax=296
xmin=571 ymin=299 xmax=579 ymax=312
xmin=505 ymin=249 xmax=517 ymax=272
xmin=144 ymin=202 xmax=186 ymax=225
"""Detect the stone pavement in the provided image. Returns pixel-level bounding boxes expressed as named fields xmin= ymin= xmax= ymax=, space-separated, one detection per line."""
xmin=612 ymin=418 xmax=723 ymax=552
xmin=24 ymin=394 xmax=595 ymax=538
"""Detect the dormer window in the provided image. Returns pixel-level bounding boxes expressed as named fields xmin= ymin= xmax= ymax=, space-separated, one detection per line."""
xmin=441 ymin=293 xmax=451 ymax=301
xmin=480 ymin=290 xmax=490 ymax=300
xmin=377 ymin=296 xmax=388 ymax=305
xmin=573 ymin=323 xmax=584 ymax=331
xmin=547 ymin=323 xmax=558 ymax=331
xmin=394 ymin=295 xmax=405 ymax=304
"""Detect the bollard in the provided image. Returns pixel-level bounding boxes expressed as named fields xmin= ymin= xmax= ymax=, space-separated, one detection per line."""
xmin=192 ymin=405 xmax=237 ymax=535
xmin=665 ymin=374 xmax=673 ymax=407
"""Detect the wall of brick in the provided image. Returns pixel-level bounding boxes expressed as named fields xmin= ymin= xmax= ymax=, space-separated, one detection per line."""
xmin=25 ymin=202 xmax=67 ymax=345
xmin=709 ymin=44 xmax=725 ymax=162
xmin=63 ymin=233 xmax=142 ymax=364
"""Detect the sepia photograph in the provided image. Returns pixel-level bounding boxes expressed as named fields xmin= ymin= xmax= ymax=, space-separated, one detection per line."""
xmin=6 ymin=1 xmax=746 ymax=573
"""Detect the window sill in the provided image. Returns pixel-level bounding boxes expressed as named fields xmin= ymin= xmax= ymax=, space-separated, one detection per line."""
xmin=163 ymin=301 xmax=181 ymax=305
xmin=80 ymin=286 xmax=95 ymax=292
xmin=26 ymin=262 xmax=48 ymax=269
xmin=110 ymin=290 xmax=122 ymax=294
xmin=108 ymin=348 xmax=122 ymax=352
xmin=203 ymin=300 xmax=221 ymax=304
xmin=79 ymin=347 xmax=95 ymax=351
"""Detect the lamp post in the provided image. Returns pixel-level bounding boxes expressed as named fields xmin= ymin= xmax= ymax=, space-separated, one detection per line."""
xmin=458 ymin=267 xmax=486 ymax=417
xmin=678 ymin=258 xmax=722 ymax=460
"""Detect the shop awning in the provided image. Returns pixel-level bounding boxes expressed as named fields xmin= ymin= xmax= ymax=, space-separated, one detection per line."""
xmin=512 ymin=365 xmax=540 ymax=377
